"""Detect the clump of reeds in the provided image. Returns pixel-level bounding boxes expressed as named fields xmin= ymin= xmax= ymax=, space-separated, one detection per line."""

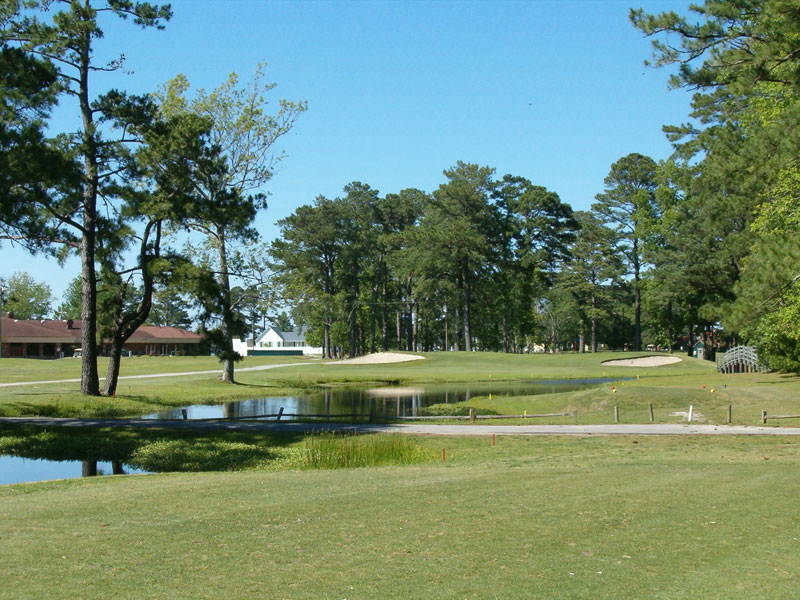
xmin=296 ymin=433 xmax=430 ymax=469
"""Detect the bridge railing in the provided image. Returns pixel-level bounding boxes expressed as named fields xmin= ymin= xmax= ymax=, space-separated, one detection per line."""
xmin=716 ymin=345 xmax=769 ymax=373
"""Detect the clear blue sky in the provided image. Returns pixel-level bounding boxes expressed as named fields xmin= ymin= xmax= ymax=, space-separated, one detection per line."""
xmin=3 ymin=0 xmax=694 ymax=303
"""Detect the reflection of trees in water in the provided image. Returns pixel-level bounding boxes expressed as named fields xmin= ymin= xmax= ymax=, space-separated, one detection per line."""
xmin=81 ymin=460 xmax=126 ymax=477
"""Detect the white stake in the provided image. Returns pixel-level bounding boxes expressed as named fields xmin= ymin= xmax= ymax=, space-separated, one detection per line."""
xmin=688 ymin=405 xmax=694 ymax=422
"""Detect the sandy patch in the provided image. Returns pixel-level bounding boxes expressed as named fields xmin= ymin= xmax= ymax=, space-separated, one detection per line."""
xmin=671 ymin=410 xmax=706 ymax=422
xmin=366 ymin=386 xmax=424 ymax=397
xmin=602 ymin=355 xmax=682 ymax=367
xmin=329 ymin=352 xmax=425 ymax=365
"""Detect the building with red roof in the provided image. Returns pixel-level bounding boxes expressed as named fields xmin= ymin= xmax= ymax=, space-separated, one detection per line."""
xmin=0 ymin=316 xmax=203 ymax=358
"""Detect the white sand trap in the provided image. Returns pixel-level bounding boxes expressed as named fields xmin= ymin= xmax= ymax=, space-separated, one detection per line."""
xmin=366 ymin=386 xmax=424 ymax=396
xmin=602 ymin=355 xmax=682 ymax=367
xmin=330 ymin=352 xmax=425 ymax=365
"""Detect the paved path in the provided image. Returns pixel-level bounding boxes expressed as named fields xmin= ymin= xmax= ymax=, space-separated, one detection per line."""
xmin=0 ymin=361 xmax=313 ymax=388
xmin=1 ymin=418 xmax=798 ymax=436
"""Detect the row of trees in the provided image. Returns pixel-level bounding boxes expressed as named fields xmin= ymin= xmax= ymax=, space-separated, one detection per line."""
xmin=270 ymin=0 xmax=800 ymax=370
xmin=268 ymin=153 xmax=662 ymax=359
xmin=1 ymin=1 xmax=304 ymax=394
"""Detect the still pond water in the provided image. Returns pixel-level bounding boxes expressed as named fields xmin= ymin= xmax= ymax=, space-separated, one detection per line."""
xmin=1 ymin=379 xmax=615 ymax=485
xmin=143 ymin=379 xmax=614 ymax=420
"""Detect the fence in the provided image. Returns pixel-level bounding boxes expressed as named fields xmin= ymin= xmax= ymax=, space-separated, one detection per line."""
xmin=175 ymin=405 xmax=797 ymax=427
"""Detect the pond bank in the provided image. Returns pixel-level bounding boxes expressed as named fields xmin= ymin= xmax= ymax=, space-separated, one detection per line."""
xmin=3 ymin=417 xmax=800 ymax=435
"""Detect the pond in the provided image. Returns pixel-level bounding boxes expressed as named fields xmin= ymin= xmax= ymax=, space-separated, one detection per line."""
xmin=0 ymin=456 xmax=147 ymax=486
xmin=143 ymin=378 xmax=617 ymax=420
xmin=2 ymin=378 xmax=616 ymax=485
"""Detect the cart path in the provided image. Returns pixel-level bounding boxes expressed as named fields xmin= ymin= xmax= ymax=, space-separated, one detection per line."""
xmin=0 ymin=361 xmax=315 ymax=388
xmin=0 ymin=418 xmax=798 ymax=436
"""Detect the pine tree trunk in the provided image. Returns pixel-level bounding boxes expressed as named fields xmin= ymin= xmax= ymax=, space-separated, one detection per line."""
xmin=453 ymin=304 xmax=461 ymax=352
xmin=591 ymin=294 xmax=598 ymax=353
xmin=406 ymin=279 xmax=413 ymax=351
xmin=462 ymin=261 xmax=472 ymax=352
xmin=502 ymin=313 xmax=509 ymax=353
xmin=349 ymin=270 xmax=358 ymax=357
xmin=102 ymin=334 xmax=124 ymax=397
xmin=633 ymin=244 xmax=642 ymax=352
xmin=396 ymin=310 xmax=401 ymax=351
xmin=78 ymin=35 xmax=99 ymax=396
xmin=323 ymin=315 xmax=331 ymax=359
xmin=217 ymin=229 xmax=235 ymax=383
xmin=370 ymin=281 xmax=377 ymax=354
xmin=413 ymin=301 xmax=419 ymax=352
xmin=102 ymin=222 xmax=160 ymax=397
xmin=381 ymin=277 xmax=388 ymax=351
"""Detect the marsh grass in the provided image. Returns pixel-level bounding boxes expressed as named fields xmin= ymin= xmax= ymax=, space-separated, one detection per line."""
xmin=291 ymin=433 xmax=432 ymax=469
xmin=127 ymin=439 xmax=276 ymax=472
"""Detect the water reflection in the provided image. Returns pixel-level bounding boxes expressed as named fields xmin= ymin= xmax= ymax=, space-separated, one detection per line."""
xmin=0 ymin=456 xmax=145 ymax=486
xmin=143 ymin=379 xmax=616 ymax=421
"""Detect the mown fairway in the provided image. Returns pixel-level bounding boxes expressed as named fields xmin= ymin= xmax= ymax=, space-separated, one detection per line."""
xmin=2 ymin=352 xmax=799 ymax=427
xmin=0 ymin=351 xmax=717 ymax=418
xmin=1 ymin=435 xmax=799 ymax=599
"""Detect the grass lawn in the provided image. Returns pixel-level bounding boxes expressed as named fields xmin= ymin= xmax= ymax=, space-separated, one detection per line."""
xmin=0 ymin=355 xmax=316 ymax=417
xmin=267 ymin=350 xmax=716 ymax=387
xmin=2 ymin=351 xmax=798 ymax=426
xmin=0 ymin=354 xmax=312 ymax=383
xmin=470 ymin=371 xmax=800 ymax=427
xmin=1 ymin=434 xmax=799 ymax=599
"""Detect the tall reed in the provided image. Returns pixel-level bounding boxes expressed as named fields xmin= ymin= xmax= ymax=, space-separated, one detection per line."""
xmin=297 ymin=433 xmax=430 ymax=469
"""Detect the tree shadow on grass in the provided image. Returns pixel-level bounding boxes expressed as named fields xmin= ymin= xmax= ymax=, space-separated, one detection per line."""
xmin=0 ymin=424 xmax=306 ymax=471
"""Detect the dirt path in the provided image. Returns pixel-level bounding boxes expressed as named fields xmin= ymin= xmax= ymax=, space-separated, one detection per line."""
xmin=1 ymin=418 xmax=798 ymax=436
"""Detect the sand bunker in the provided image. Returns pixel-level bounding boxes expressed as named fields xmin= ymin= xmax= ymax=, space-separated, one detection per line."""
xmin=602 ymin=355 xmax=682 ymax=367
xmin=366 ymin=386 xmax=424 ymax=396
xmin=330 ymin=352 xmax=425 ymax=365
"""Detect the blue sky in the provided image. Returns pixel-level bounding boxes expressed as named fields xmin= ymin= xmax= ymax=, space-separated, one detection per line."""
xmin=4 ymin=0 xmax=695 ymax=302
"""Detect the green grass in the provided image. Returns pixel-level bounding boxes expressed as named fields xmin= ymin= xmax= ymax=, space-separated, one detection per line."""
xmin=2 ymin=351 xmax=797 ymax=426
xmin=1 ymin=434 xmax=799 ymax=599
xmin=470 ymin=371 xmax=800 ymax=426
xmin=0 ymin=354 xmax=311 ymax=383
xmin=268 ymin=350 xmax=716 ymax=387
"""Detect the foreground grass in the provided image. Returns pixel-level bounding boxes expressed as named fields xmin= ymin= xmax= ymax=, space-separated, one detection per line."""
xmin=1 ymin=435 xmax=799 ymax=599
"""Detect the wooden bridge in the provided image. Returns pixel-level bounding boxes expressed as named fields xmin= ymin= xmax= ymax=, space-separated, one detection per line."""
xmin=716 ymin=345 xmax=769 ymax=373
